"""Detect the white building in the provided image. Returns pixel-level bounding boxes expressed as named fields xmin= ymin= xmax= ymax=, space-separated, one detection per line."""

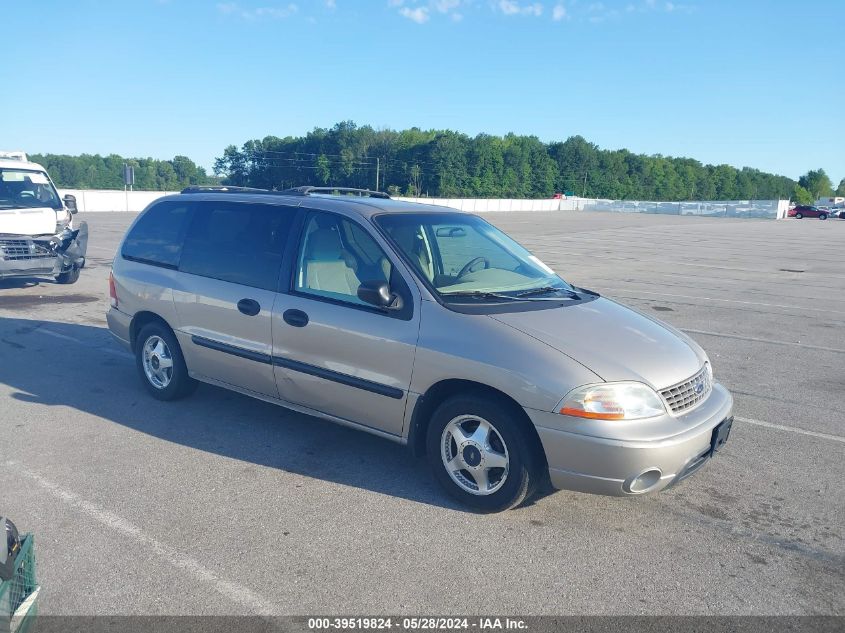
xmin=815 ymin=196 xmax=844 ymax=208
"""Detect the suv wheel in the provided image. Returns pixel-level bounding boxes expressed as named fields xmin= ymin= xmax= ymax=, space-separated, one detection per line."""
xmin=426 ymin=394 xmax=541 ymax=512
xmin=135 ymin=322 xmax=197 ymax=400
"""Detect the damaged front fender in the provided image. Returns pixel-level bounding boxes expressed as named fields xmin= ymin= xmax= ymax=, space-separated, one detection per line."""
xmin=52 ymin=221 xmax=89 ymax=269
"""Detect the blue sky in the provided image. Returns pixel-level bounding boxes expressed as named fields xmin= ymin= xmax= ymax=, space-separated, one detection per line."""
xmin=2 ymin=0 xmax=842 ymax=182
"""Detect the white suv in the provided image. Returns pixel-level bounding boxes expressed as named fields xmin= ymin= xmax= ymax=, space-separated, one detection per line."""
xmin=0 ymin=152 xmax=87 ymax=283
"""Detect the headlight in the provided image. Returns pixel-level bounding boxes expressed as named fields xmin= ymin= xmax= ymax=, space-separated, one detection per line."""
xmin=55 ymin=209 xmax=71 ymax=233
xmin=557 ymin=382 xmax=666 ymax=420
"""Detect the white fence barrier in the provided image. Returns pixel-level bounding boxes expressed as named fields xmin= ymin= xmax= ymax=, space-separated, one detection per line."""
xmin=397 ymin=196 xmax=789 ymax=219
xmin=59 ymin=189 xmax=176 ymax=213
xmin=394 ymin=197 xmax=562 ymax=213
xmin=59 ymin=189 xmax=790 ymax=219
xmin=560 ymin=197 xmax=789 ymax=219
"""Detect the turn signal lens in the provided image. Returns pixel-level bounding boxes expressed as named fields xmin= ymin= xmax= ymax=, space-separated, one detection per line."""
xmin=558 ymin=382 xmax=666 ymax=421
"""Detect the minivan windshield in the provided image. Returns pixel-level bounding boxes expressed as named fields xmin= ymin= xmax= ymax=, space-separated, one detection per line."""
xmin=0 ymin=168 xmax=62 ymax=210
xmin=376 ymin=212 xmax=574 ymax=299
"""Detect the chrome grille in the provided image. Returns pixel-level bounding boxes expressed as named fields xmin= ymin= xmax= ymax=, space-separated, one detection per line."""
xmin=0 ymin=239 xmax=53 ymax=261
xmin=661 ymin=365 xmax=711 ymax=414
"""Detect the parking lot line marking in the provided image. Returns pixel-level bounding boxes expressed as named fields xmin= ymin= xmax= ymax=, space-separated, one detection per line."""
xmin=5 ymin=461 xmax=281 ymax=615
xmin=566 ymin=251 xmax=845 ymax=276
xmin=682 ymin=328 xmax=845 ymax=354
xmin=597 ymin=288 xmax=845 ymax=316
xmin=734 ymin=417 xmax=845 ymax=444
xmin=38 ymin=328 xmax=133 ymax=359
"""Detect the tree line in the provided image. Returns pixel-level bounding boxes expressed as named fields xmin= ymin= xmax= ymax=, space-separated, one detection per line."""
xmin=26 ymin=123 xmax=845 ymax=202
xmin=28 ymin=153 xmax=215 ymax=191
xmin=214 ymin=122 xmax=843 ymax=202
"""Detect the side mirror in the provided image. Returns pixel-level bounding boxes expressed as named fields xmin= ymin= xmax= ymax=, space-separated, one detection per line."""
xmin=357 ymin=280 xmax=402 ymax=310
xmin=64 ymin=194 xmax=78 ymax=214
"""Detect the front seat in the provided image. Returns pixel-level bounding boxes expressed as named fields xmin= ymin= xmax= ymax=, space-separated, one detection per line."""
xmin=390 ymin=225 xmax=433 ymax=281
xmin=302 ymin=227 xmax=362 ymax=297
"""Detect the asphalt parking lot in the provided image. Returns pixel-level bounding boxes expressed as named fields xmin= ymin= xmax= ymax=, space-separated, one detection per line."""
xmin=1 ymin=210 xmax=843 ymax=616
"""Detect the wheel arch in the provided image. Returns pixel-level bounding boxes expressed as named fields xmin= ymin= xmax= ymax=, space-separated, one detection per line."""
xmin=129 ymin=311 xmax=176 ymax=353
xmin=407 ymin=379 xmax=546 ymax=467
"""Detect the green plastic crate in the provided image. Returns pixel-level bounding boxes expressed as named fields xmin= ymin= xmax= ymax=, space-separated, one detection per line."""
xmin=0 ymin=535 xmax=39 ymax=633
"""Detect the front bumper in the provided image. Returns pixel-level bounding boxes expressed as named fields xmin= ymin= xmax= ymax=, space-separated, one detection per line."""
xmin=528 ymin=383 xmax=734 ymax=496
xmin=0 ymin=222 xmax=88 ymax=280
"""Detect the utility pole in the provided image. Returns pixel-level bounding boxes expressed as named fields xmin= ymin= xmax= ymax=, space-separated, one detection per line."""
xmin=375 ymin=157 xmax=380 ymax=191
xmin=582 ymin=171 xmax=588 ymax=198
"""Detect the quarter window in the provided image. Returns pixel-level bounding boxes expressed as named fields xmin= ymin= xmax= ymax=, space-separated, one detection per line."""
xmin=122 ymin=201 xmax=191 ymax=268
xmin=179 ymin=201 xmax=294 ymax=290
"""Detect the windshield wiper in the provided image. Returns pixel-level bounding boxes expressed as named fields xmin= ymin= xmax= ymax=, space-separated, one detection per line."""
xmin=442 ymin=288 xmax=580 ymax=302
xmin=515 ymin=286 xmax=580 ymax=299
xmin=441 ymin=290 xmax=517 ymax=300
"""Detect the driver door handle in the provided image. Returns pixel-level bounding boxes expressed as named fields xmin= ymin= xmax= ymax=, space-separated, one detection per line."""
xmin=283 ymin=309 xmax=309 ymax=327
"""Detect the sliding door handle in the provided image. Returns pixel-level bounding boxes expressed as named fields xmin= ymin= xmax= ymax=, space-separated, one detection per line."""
xmin=237 ymin=298 xmax=261 ymax=316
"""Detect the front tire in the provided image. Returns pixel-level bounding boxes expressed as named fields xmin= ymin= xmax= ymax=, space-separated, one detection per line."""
xmin=820 ymin=213 xmax=827 ymax=220
xmin=795 ymin=212 xmax=803 ymax=219
xmin=135 ymin=322 xmax=197 ymax=400
xmin=426 ymin=394 xmax=542 ymax=512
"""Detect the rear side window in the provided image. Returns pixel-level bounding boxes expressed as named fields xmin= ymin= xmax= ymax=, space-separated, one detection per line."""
xmin=122 ymin=201 xmax=191 ymax=268
xmin=179 ymin=201 xmax=294 ymax=290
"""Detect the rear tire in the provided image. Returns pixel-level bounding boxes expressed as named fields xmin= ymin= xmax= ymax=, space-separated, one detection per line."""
xmin=135 ymin=322 xmax=197 ymax=401
xmin=426 ymin=394 xmax=542 ymax=512
xmin=55 ymin=265 xmax=80 ymax=284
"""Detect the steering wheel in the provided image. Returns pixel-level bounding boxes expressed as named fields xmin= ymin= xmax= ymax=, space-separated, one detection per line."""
xmin=457 ymin=256 xmax=490 ymax=278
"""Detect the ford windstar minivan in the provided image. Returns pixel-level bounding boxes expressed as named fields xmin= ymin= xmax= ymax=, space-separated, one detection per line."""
xmin=107 ymin=186 xmax=733 ymax=511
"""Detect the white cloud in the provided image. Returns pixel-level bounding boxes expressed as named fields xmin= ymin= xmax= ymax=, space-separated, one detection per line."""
xmin=385 ymin=0 xmax=691 ymax=25
xmin=392 ymin=0 xmax=466 ymax=24
xmin=217 ymin=2 xmax=298 ymax=19
xmin=497 ymin=1 xmax=543 ymax=17
xmin=434 ymin=0 xmax=461 ymax=11
xmin=399 ymin=5 xmax=430 ymax=22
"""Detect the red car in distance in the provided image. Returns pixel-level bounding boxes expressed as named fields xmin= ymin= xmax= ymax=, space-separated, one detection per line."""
xmin=788 ymin=205 xmax=830 ymax=220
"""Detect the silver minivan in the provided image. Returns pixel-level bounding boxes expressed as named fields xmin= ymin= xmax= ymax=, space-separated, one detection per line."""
xmin=107 ymin=186 xmax=733 ymax=512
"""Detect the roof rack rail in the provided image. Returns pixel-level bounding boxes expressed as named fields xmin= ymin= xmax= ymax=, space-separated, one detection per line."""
xmin=280 ymin=186 xmax=391 ymax=199
xmin=180 ymin=185 xmax=272 ymax=194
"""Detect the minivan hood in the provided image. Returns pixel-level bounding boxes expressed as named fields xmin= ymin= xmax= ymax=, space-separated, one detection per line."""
xmin=491 ymin=297 xmax=704 ymax=390
xmin=0 ymin=207 xmax=57 ymax=236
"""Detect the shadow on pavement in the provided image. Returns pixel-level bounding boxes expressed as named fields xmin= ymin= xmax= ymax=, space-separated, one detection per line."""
xmin=0 ymin=316 xmax=547 ymax=512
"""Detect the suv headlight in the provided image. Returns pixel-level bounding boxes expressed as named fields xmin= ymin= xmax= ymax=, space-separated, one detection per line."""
xmin=557 ymin=382 xmax=666 ymax=420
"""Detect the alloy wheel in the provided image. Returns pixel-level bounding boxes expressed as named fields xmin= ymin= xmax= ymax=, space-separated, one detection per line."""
xmin=142 ymin=336 xmax=174 ymax=389
xmin=440 ymin=414 xmax=510 ymax=495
